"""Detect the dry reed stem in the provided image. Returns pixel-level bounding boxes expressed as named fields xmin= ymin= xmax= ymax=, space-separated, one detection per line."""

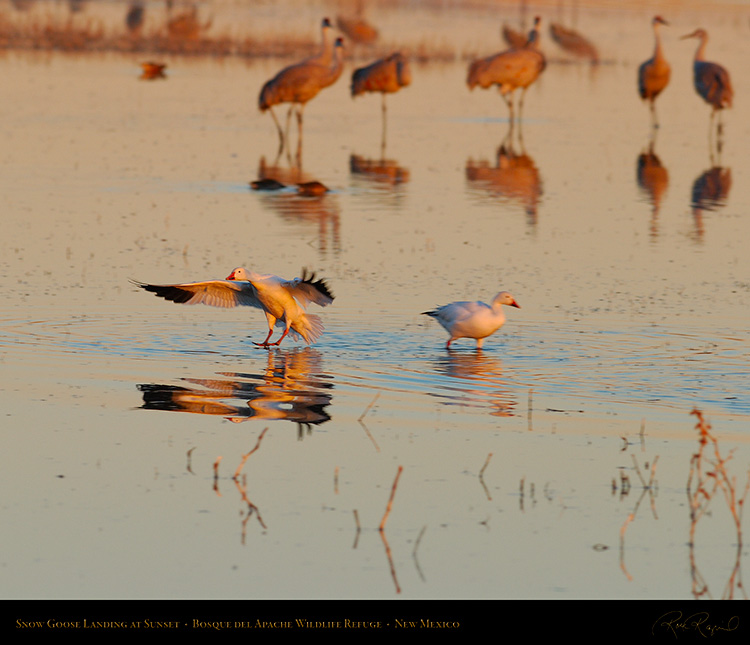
xmin=379 ymin=465 xmax=403 ymax=532
xmin=379 ymin=529 xmax=401 ymax=594
xmin=233 ymin=477 xmax=267 ymax=539
xmin=479 ymin=452 xmax=493 ymax=500
xmin=687 ymin=409 xmax=749 ymax=599
xmin=352 ymin=509 xmax=361 ymax=549
xmin=233 ymin=427 xmax=268 ymax=480
xmin=358 ymin=392 xmax=380 ymax=422
xmin=212 ymin=455 xmax=222 ymax=495
xmin=358 ymin=392 xmax=381 ymax=451
xmin=412 ymin=525 xmax=427 ymax=582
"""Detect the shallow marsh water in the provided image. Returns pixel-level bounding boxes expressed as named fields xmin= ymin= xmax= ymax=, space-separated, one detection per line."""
xmin=1 ymin=2 xmax=750 ymax=601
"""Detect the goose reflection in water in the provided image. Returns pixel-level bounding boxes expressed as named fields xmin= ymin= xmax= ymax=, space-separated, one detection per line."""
xmin=429 ymin=351 xmax=517 ymax=418
xmin=690 ymin=164 xmax=731 ymax=242
xmin=465 ymin=129 xmax=543 ymax=228
xmin=137 ymin=348 xmax=333 ymax=435
xmin=636 ymin=141 xmax=669 ymax=239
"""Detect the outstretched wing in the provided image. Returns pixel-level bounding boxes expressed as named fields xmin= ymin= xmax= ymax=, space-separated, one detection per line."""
xmin=131 ymin=279 xmax=263 ymax=309
xmin=282 ymin=269 xmax=335 ymax=308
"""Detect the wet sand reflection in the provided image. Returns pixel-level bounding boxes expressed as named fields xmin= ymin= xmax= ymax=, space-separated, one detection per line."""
xmin=138 ymin=348 xmax=333 ymax=434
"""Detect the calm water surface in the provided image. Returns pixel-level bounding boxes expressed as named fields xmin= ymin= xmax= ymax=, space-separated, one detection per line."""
xmin=1 ymin=2 xmax=749 ymax=601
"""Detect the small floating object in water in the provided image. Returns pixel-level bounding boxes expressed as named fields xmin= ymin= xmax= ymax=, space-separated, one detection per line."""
xmin=140 ymin=62 xmax=167 ymax=80
xmin=250 ymin=178 xmax=286 ymax=191
xmin=422 ymin=291 xmax=520 ymax=349
xmin=296 ymin=181 xmax=329 ymax=196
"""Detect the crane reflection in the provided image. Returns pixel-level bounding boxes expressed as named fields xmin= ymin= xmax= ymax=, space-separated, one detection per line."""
xmin=466 ymin=127 xmax=543 ymax=229
xmin=690 ymin=161 xmax=731 ymax=242
xmin=636 ymin=140 xmax=669 ymax=239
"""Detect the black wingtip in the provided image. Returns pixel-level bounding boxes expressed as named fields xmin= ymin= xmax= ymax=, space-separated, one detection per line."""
xmin=133 ymin=282 xmax=195 ymax=304
xmin=301 ymin=267 xmax=335 ymax=301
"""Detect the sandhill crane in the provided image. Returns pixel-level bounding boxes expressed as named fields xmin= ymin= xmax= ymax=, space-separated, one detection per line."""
xmin=638 ymin=16 xmax=670 ymax=128
xmin=681 ymin=29 xmax=733 ymax=135
xmin=501 ymin=24 xmax=527 ymax=50
xmin=467 ymin=16 xmax=545 ymax=125
xmin=303 ymin=17 xmax=335 ymax=66
xmin=351 ymin=52 xmax=411 ymax=143
xmin=259 ymin=37 xmax=345 ymax=153
xmin=549 ymin=23 xmax=599 ymax=63
xmin=501 ymin=0 xmax=529 ymax=49
xmin=125 ymin=3 xmax=145 ymax=35
xmin=337 ymin=0 xmax=378 ymax=45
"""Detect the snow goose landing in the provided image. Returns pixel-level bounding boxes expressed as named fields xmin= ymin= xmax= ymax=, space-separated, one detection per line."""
xmin=422 ymin=291 xmax=520 ymax=349
xmin=132 ymin=267 xmax=334 ymax=347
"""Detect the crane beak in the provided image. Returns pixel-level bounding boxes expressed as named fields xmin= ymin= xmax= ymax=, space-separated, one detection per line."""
xmin=680 ymin=30 xmax=698 ymax=40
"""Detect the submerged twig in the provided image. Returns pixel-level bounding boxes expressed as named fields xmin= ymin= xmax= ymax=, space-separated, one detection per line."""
xmin=479 ymin=452 xmax=493 ymax=500
xmin=213 ymin=456 xmax=222 ymax=495
xmin=233 ymin=427 xmax=269 ymax=480
xmin=352 ymin=509 xmax=361 ymax=549
xmin=379 ymin=466 xmax=403 ymax=531
xmin=412 ymin=525 xmax=427 ymax=582
xmin=358 ymin=392 xmax=381 ymax=451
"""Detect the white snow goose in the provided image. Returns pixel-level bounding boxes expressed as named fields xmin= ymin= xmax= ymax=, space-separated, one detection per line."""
xmin=132 ymin=267 xmax=334 ymax=347
xmin=422 ymin=291 xmax=520 ymax=349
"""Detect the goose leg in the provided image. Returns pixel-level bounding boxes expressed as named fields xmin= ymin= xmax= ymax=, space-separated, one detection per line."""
xmin=253 ymin=328 xmax=276 ymax=347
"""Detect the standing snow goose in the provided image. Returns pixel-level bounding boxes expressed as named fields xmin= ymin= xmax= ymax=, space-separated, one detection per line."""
xmin=422 ymin=291 xmax=520 ymax=349
xmin=132 ymin=268 xmax=334 ymax=347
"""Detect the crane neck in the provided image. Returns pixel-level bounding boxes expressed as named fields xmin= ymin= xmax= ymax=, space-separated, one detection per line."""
xmin=693 ymin=34 xmax=708 ymax=61
xmin=652 ymin=23 xmax=665 ymax=59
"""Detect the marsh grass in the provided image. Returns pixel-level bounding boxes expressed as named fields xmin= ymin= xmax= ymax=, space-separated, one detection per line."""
xmin=0 ymin=2 xmax=462 ymax=61
xmin=687 ymin=409 xmax=750 ymax=599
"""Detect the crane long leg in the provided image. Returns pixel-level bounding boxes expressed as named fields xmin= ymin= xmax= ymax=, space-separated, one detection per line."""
xmin=381 ymin=93 xmax=388 ymax=150
xmin=296 ymin=105 xmax=305 ymax=146
xmin=500 ymin=92 xmax=515 ymax=125
xmin=518 ymin=88 xmax=527 ymax=122
xmin=650 ymin=100 xmax=659 ymax=129
xmin=267 ymin=106 xmax=286 ymax=153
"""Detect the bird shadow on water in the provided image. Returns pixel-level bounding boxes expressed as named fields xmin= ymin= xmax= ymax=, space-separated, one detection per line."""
xmin=136 ymin=347 xmax=334 ymax=436
xmin=465 ymin=123 xmax=543 ymax=229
